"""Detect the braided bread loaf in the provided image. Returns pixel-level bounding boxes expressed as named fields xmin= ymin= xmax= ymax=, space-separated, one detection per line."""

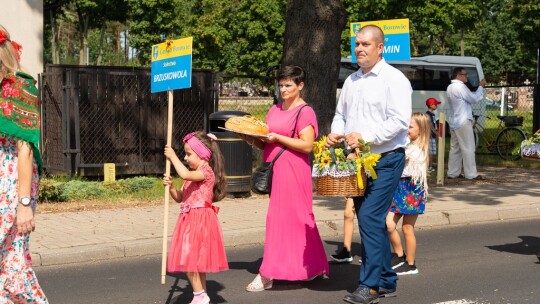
xmin=225 ymin=115 xmax=269 ymax=135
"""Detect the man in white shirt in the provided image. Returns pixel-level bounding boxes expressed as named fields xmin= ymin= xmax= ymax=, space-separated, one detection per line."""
xmin=327 ymin=25 xmax=412 ymax=304
xmin=446 ymin=67 xmax=486 ymax=180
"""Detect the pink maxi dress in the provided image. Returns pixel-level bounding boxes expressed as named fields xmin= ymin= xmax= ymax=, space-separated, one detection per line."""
xmin=259 ymin=103 xmax=329 ymax=280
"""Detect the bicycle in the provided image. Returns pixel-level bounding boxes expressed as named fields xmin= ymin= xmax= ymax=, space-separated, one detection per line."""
xmin=472 ymin=114 xmax=527 ymax=161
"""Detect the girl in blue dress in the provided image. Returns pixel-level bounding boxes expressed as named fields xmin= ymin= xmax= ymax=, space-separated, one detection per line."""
xmin=386 ymin=112 xmax=431 ymax=275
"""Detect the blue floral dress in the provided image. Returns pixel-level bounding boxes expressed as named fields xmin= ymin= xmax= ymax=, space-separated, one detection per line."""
xmin=0 ymin=135 xmax=48 ymax=303
xmin=390 ymin=142 xmax=428 ymax=215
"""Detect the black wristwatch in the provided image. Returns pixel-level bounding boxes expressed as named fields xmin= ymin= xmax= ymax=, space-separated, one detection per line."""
xmin=19 ymin=197 xmax=31 ymax=206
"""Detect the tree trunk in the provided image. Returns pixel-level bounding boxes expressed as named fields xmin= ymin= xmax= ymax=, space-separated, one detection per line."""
xmin=440 ymin=33 xmax=446 ymax=55
xmin=77 ymin=12 xmax=90 ymax=65
xmin=124 ymin=30 xmax=129 ymax=63
xmin=281 ymin=0 xmax=347 ymax=135
xmin=49 ymin=10 xmax=60 ymax=64
xmin=96 ymin=25 xmax=106 ymax=65
xmin=411 ymin=36 xmax=418 ymax=56
xmin=460 ymin=28 xmax=465 ymax=56
xmin=114 ymin=27 xmax=121 ymax=60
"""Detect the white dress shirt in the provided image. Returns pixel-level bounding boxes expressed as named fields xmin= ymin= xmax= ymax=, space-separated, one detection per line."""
xmin=331 ymin=59 xmax=412 ymax=154
xmin=446 ymin=79 xmax=485 ymax=130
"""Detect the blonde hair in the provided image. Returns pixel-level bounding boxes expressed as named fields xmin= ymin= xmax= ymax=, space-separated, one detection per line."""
xmin=0 ymin=25 xmax=21 ymax=79
xmin=411 ymin=112 xmax=432 ymax=166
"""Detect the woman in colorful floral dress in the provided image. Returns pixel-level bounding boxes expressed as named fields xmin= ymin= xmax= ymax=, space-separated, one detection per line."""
xmin=386 ymin=112 xmax=431 ymax=276
xmin=0 ymin=24 xmax=48 ymax=303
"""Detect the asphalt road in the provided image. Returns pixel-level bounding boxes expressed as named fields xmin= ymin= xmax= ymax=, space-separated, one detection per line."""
xmin=36 ymin=218 xmax=540 ymax=304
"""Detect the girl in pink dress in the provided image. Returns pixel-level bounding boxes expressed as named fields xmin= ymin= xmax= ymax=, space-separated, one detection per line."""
xmin=163 ymin=131 xmax=228 ymax=304
xmin=242 ymin=66 xmax=329 ymax=292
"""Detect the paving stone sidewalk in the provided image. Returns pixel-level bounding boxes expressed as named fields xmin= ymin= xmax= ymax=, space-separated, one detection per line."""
xmin=30 ymin=172 xmax=540 ymax=267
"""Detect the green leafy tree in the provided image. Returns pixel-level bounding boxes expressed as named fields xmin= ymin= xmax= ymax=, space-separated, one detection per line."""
xmin=44 ymin=0 xmax=64 ymax=64
xmin=72 ymin=0 xmax=98 ymax=64
xmin=93 ymin=1 xmax=128 ymax=65
xmin=187 ymin=0 xmax=240 ymax=72
xmin=450 ymin=0 xmax=486 ymax=56
xmin=508 ymin=0 xmax=540 ymax=77
xmin=48 ymin=5 xmax=79 ymax=64
xmin=475 ymin=1 xmax=522 ymax=82
xmin=224 ymin=0 xmax=286 ymax=74
xmin=87 ymin=23 xmax=131 ymax=66
xmin=188 ymin=0 xmax=285 ymax=74
xmin=43 ymin=0 xmax=540 ymax=83
xmin=127 ymin=0 xmax=185 ymax=65
xmin=51 ymin=0 xmax=128 ymax=65
xmin=406 ymin=0 xmax=456 ymax=55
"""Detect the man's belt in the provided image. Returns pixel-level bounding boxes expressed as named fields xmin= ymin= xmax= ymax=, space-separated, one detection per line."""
xmin=380 ymin=147 xmax=405 ymax=157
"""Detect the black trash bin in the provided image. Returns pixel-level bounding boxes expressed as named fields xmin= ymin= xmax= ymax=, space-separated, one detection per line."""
xmin=209 ymin=111 xmax=252 ymax=196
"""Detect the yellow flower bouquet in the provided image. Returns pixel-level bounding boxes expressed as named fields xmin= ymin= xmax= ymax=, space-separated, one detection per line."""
xmin=312 ymin=136 xmax=381 ymax=197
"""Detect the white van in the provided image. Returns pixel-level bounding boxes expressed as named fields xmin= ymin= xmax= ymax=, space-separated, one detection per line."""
xmin=339 ymin=55 xmax=487 ymax=127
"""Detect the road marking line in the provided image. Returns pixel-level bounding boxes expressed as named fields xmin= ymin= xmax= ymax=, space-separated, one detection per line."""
xmin=433 ymin=300 xmax=477 ymax=304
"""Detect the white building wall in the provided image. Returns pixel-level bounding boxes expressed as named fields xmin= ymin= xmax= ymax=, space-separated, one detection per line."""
xmin=2 ymin=0 xmax=44 ymax=79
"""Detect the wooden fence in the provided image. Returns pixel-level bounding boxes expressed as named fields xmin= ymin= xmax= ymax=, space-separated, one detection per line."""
xmin=40 ymin=65 xmax=217 ymax=177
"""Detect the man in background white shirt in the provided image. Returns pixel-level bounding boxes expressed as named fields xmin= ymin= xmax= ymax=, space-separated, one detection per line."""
xmin=446 ymin=67 xmax=486 ymax=180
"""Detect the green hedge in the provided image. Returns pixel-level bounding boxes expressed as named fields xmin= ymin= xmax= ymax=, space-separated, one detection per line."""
xmin=39 ymin=176 xmax=158 ymax=202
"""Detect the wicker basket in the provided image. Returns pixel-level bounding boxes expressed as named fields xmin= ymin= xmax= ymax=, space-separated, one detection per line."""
xmin=521 ymin=129 xmax=540 ymax=162
xmin=315 ymin=171 xmax=367 ymax=197
xmin=502 ymin=115 xmax=524 ymax=127
xmin=523 ymin=155 xmax=540 ymax=162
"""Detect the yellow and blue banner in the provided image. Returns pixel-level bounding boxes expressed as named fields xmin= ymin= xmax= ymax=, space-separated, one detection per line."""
xmin=151 ymin=37 xmax=193 ymax=93
xmin=350 ymin=19 xmax=410 ymax=62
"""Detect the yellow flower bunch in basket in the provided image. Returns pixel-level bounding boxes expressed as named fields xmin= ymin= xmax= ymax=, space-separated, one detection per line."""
xmin=312 ymin=136 xmax=381 ymax=197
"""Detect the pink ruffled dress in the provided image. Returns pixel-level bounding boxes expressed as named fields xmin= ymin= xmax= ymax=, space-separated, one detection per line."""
xmin=167 ymin=164 xmax=229 ymax=273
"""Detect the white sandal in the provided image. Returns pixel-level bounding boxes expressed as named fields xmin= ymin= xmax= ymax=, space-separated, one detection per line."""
xmin=246 ymin=274 xmax=273 ymax=292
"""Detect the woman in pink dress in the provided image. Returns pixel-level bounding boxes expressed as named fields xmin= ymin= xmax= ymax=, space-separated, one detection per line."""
xmin=163 ymin=131 xmax=229 ymax=304
xmin=242 ymin=65 xmax=329 ymax=292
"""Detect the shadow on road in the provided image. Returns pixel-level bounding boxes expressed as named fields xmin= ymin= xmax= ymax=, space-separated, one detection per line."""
xmin=485 ymin=235 xmax=540 ymax=263
xmin=166 ymin=273 xmax=226 ymax=304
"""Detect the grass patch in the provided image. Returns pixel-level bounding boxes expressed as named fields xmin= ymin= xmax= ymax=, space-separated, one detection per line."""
xmin=39 ymin=176 xmax=184 ymax=203
xmin=440 ymin=136 xmax=540 ymax=169
xmin=218 ymin=97 xmax=273 ymax=120
xmin=476 ymin=154 xmax=540 ymax=168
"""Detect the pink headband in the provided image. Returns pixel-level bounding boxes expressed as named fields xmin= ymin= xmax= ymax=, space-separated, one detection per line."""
xmin=183 ymin=132 xmax=212 ymax=161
